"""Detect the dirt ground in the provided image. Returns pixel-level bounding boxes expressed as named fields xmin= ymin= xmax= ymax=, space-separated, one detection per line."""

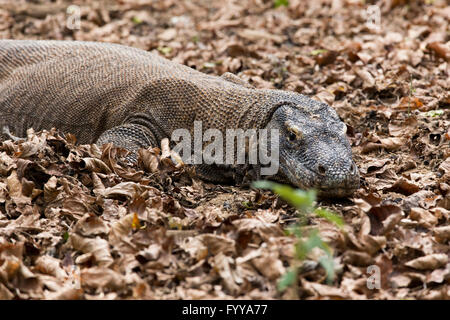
xmin=0 ymin=0 xmax=449 ymax=299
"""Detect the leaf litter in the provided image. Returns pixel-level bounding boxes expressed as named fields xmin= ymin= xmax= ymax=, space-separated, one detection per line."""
xmin=0 ymin=0 xmax=449 ymax=299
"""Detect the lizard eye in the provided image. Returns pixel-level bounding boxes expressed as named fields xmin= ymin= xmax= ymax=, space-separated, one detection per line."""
xmin=288 ymin=131 xmax=297 ymax=141
xmin=287 ymin=127 xmax=303 ymax=141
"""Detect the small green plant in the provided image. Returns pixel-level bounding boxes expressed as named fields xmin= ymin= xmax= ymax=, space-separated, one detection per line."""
xmin=274 ymin=0 xmax=289 ymax=8
xmin=157 ymin=46 xmax=172 ymax=55
xmin=310 ymin=49 xmax=328 ymax=56
xmin=424 ymin=109 xmax=444 ymax=117
xmin=202 ymin=62 xmax=216 ymax=69
xmin=131 ymin=16 xmax=143 ymax=25
xmin=62 ymin=231 xmax=69 ymax=242
xmin=253 ymin=181 xmax=344 ymax=292
xmin=191 ymin=35 xmax=199 ymax=43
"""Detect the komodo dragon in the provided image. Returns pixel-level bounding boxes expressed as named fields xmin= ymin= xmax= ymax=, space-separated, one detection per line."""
xmin=0 ymin=40 xmax=359 ymax=197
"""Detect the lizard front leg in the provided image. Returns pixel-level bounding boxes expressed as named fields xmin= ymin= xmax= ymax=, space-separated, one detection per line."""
xmin=96 ymin=123 xmax=158 ymax=162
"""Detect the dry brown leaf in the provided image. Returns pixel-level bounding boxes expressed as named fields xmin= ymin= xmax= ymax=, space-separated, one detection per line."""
xmin=402 ymin=190 xmax=437 ymax=213
xmin=387 ymin=177 xmax=420 ymax=196
xmin=179 ymin=236 xmax=208 ymax=261
xmin=0 ymin=152 xmax=15 ymax=176
xmin=395 ymin=97 xmax=424 ymax=111
xmin=44 ymin=287 xmax=84 ymax=300
xmin=210 ymin=252 xmax=241 ymax=294
xmin=232 ymin=218 xmax=284 ymax=241
xmin=34 ymin=255 xmax=66 ymax=278
xmin=251 ymin=247 xmax=285 ymax=280
xmin=433 ymin=225 xmax=450 ymax=243
xmin=136 ymin=244 xmax=162 ymax=262
xmin=16 ymin=135 xmax=45 ymax=158
xmin=354 ymin=68 xmax=375 ymax=89
xmin=409 ymin=207 xmax=438 ymax=228
xmin=426 ymin=267 xmax=450 ymax=284
xmin=405 ymin=254 xmax=448 ymax=270
xmin=239 ymin=29 xmax=284 ymax=43
xmin=378 ymin=137 xmax=404 ymax=151
xmin=91 ymin=172 xmax=106 ymax=196
xmin=74 ymin=214 xmax=109 ymax=237
xmin=314 ymin=50 xmax=339 ymax=67
xmin=359 ymin=158 xmax=390 ymax=175
xmin=388 ymin=117 xmax=418 ymax=137
xmin=70 ymin=233 xmax=113 ymax=267
xmin=438 ymin=157 xmax=450 ymax=174
xmin=302 ymin=280 xmax=350 ymax=299
xmin=81 ymin=267 xmax=126 ymax=290
xmin=197 ymin=234 xmax=236 ymax=256
xmin=108 ymin=213 xmax=135 ymax=249
xmin=427 ymin=42 xmax=450 ymax=61
xmin=342 ymin=250 xmax=375 ymax=267
xmin=138 ymin=148 xmax=160 ymax=173
xmin=80 ymin=158 xmax=112 ymax=174
xmin=101 ymin=182 xmax=143 ymax=199
xmin=0 ymin=283 xmax=14 ymax=300
xmin=390 ymin=274 xmax=412 ymax=288
xmin=158 ymin=28 xmax=177 ymax=41
xmin=6 ymin=170 xmax=30 ymax=205
xmin=43 ymin=176 xmax=59 ymax=203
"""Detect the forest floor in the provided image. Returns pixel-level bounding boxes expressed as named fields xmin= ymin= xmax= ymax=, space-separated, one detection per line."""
xmin=0 ymin=0 xmax=449 ymax=299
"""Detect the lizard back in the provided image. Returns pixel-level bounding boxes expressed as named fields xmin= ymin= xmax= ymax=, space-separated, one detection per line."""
xmin=0 ymin=40 xmax=277 ymax=144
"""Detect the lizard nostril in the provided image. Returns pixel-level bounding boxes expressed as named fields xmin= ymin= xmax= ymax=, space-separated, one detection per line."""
xmin=350 ymin=163 xmax=357 ymax=174
xmin=317 ymin=164 xmax=326 ymax=175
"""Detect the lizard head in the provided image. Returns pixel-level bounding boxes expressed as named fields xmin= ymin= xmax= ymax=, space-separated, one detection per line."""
xmin=264 ymin=98 xmax=359 ymax=198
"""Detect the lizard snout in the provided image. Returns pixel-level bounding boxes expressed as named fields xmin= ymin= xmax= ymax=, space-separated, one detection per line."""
xmin=313 ymin=160 xmax=360 ymax=197
xmin=290 ymin=159 xmax=360 ymax=198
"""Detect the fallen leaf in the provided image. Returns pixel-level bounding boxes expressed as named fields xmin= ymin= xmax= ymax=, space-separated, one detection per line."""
xmin=70 ymin=234 xmax=113 ymax=267
xmin=405 ymin=254 xmax=448 ymax=270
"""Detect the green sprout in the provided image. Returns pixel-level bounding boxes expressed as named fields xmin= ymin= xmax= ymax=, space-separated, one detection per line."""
xmin=274 ymin=0 xmax=289 ymax=8
xmin=253 ymin=181 xmax=344 ymax=291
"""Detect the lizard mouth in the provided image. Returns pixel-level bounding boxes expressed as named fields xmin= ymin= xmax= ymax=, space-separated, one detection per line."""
xmin=316 ymin=185 xmax=358 ymax=198
xmin=279 ymin=158 xmax=359 ymax=198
